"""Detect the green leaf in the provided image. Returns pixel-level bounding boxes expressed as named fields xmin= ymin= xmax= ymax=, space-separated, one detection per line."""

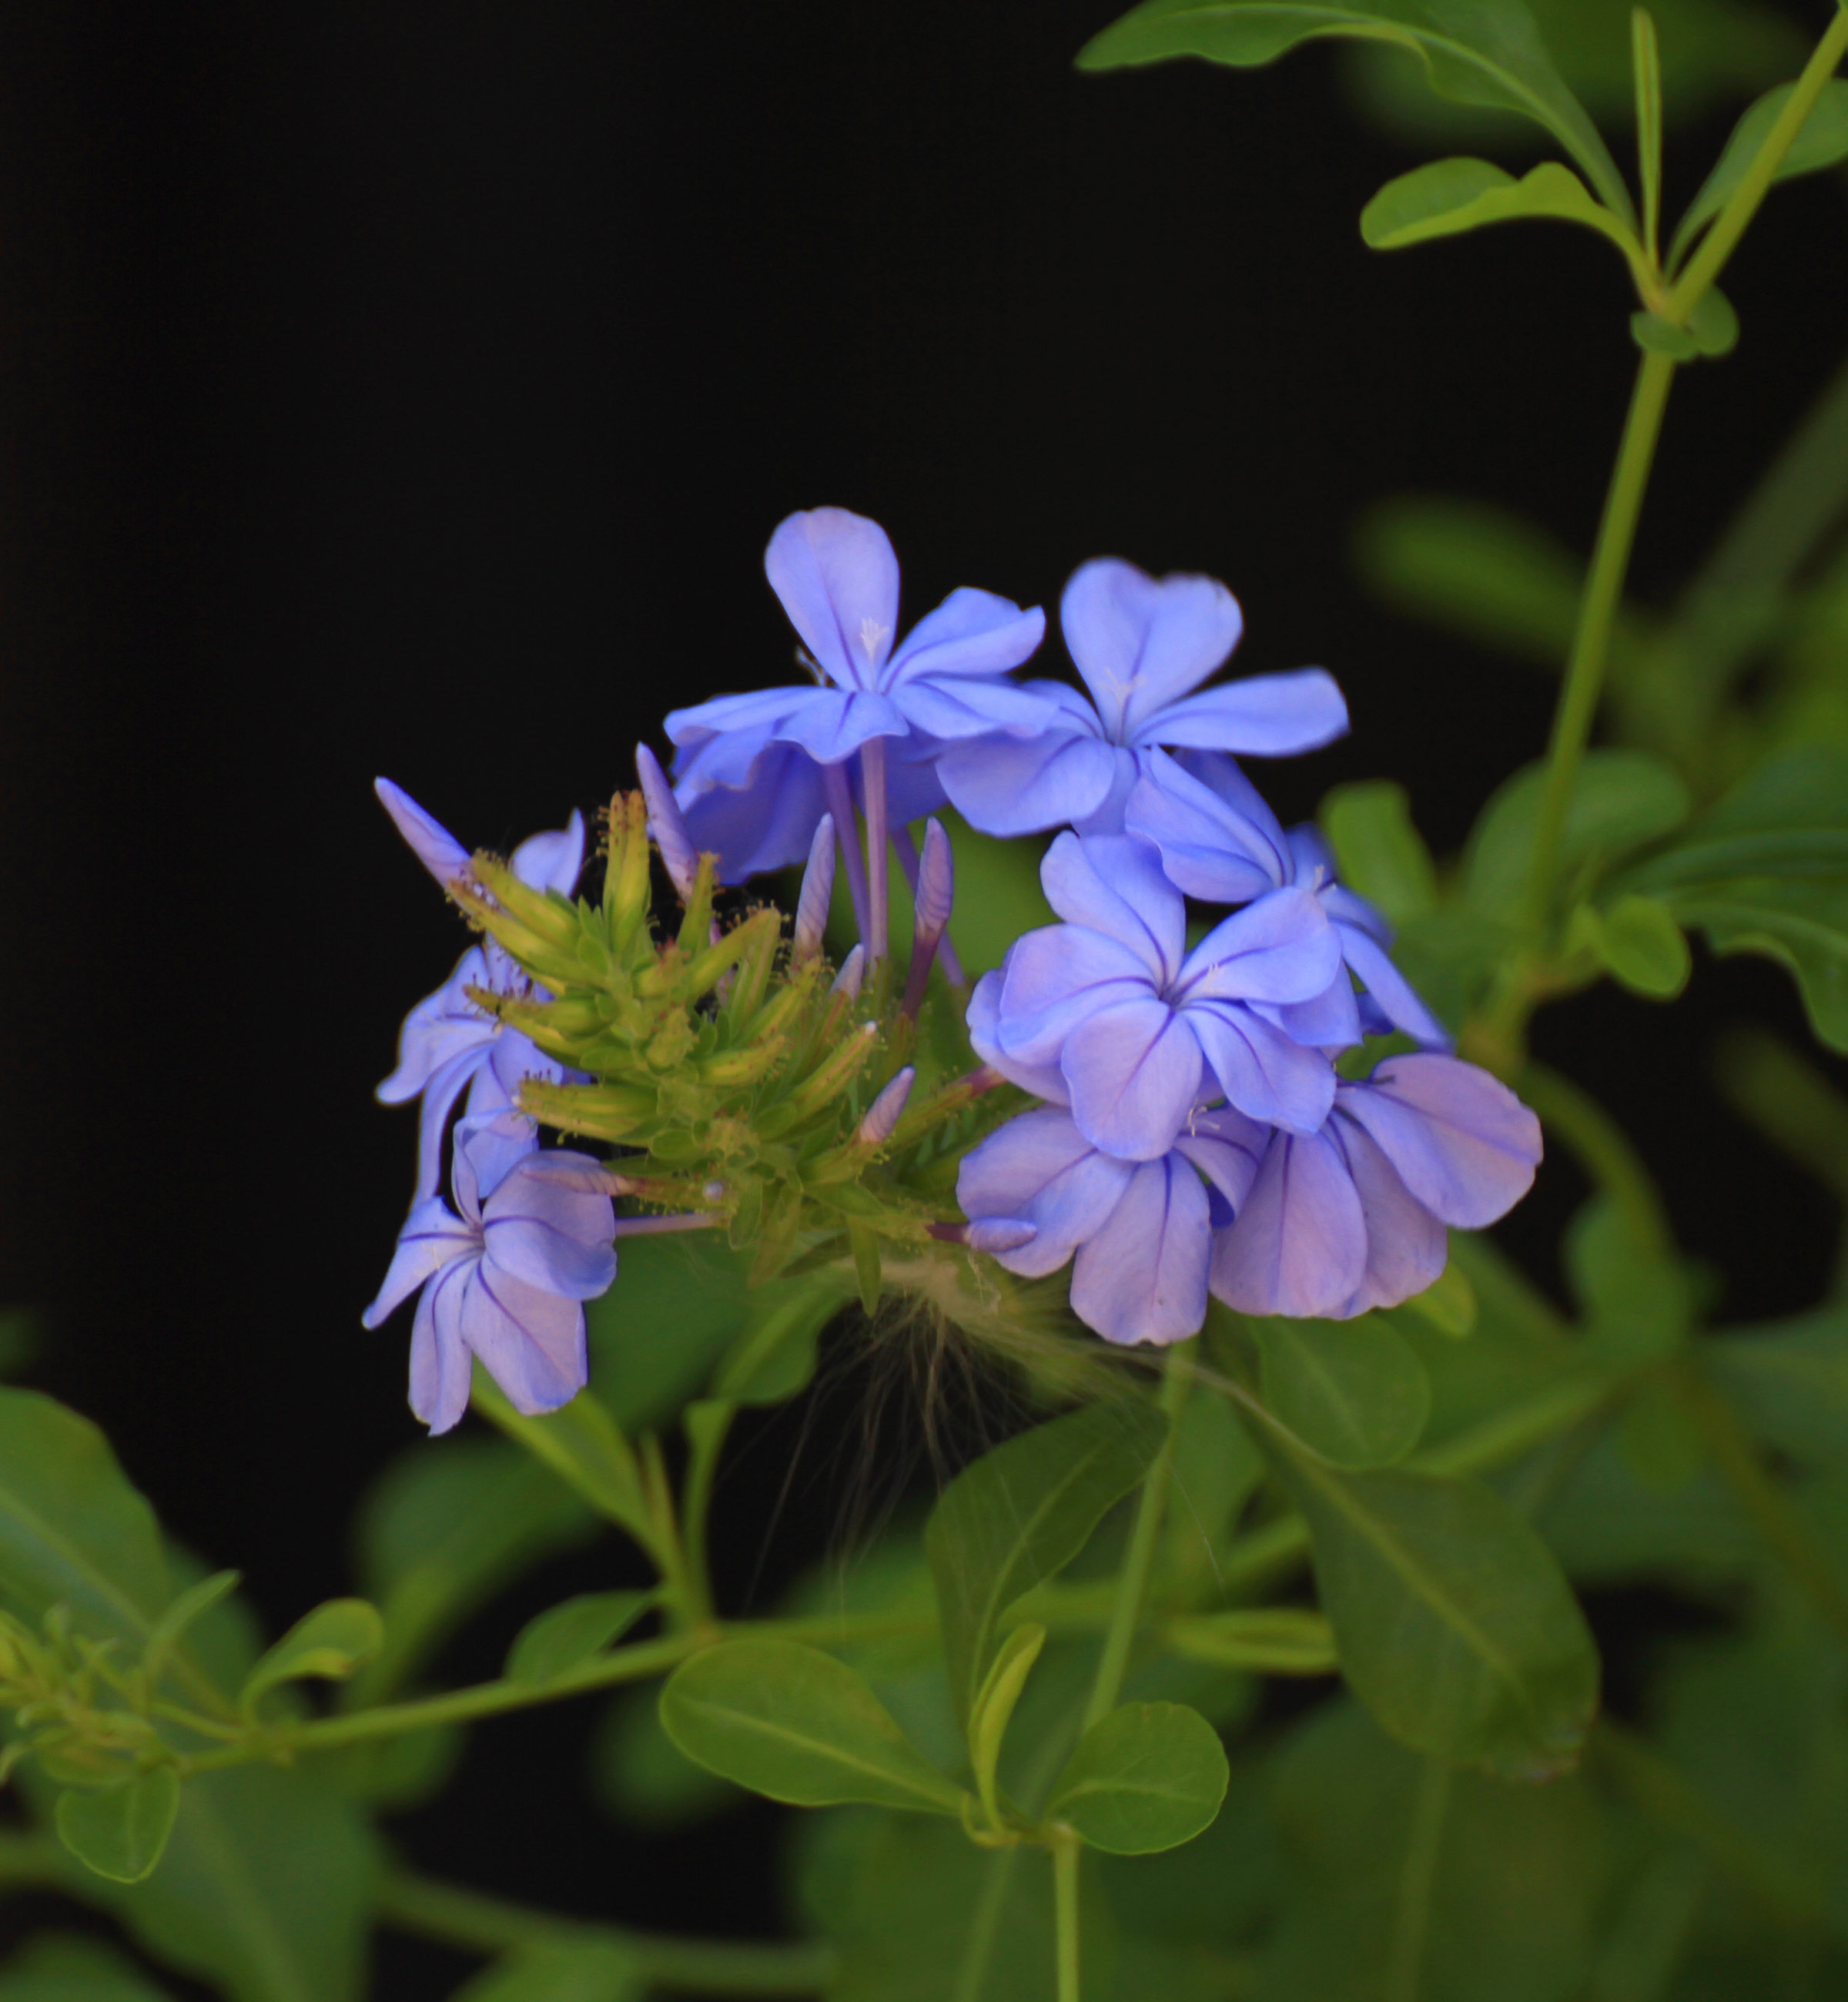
xmin=0 ymin=1310 xmax=41 ymax=1379
xmin=448 ymin=1942 xmax=641 ymax=2002
xmin=1077 ymin=0 xmax=1634 ymax=221
xmin=969 ymin=1622 xmax=1046 ymax=1825
xmin=1630 ymin=284 xmax=1739 ymax=360
xmin=1049 ymin=1702 xmax=1229 ymax=1855
xmin=925 ymin=1401 xmax=1167 ymax=1731
xmin=353 ymin=1437 xmax=595 ymax=1702
xmin=1254 ymin=1315 xmax=1431 ymax=1469
xmin=711 ymin=1267 xmax=855 ymax=1405
xmin=470 ymin=1373 xmax=653 ymax=1545
xmin=140 ymin=1570 xmax=243 ymax=1696
xmin=1565 ymin=1197 xmax=1692 ymax=1366
xmin=55 ymin=1771 xmax=180 ymax=1885
xmin=1629 ymin=309 xmax=1701 ymax=359
xmin=505 ymin=1590 xmax=653 ymax=1686
xmin=0 ymin=1935 xmax=179 ymax=2000
xmin=95 ymin=1766 xmax=378 ymax=2002
xmin=1361 ymin=156 xmax=1638 ymax=270
xmin=1318 ymin=781 xmax=1437 ymax=926
xmin=237 ymin=1599 xmax=383 ymax=1719
xmin=1581 ymin=893 xmax=1692 ymax=998
xmin=658 ymin=1638 xmax=968 ymax=1815
xmin=1397 ymin=1255 xmax=1477 ymax=1339
xmin=1669 ymin=78 xmax=1848 ymax=271
xmin=1271 ymin=1445 xmax=1600 ymax=1777
xmin=1165 ymin=1607 xmax=1339 ymax=1675
xmin=1704 ymin=1307 xmax=1848 ymax=1468
xmin=592 ymin=1680 xmax=740 ymax=1830
xmin=1466 ymin=748 xmax=1690 ymax=912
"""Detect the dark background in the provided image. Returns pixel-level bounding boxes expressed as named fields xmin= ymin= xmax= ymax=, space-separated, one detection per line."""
xmin=1 ymin=2 xmax=1844 ymax=1992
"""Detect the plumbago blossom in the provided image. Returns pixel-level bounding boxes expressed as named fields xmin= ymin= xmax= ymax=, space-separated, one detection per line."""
xmin=367 ymin=501 xmax=1542 ymax=1433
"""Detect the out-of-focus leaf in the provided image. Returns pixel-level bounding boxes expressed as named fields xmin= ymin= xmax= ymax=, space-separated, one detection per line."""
xmin=1163 ymin=1392 xmax=1264 ymax=1582
xmin=592 ymin=1680 xmax=738 ymax=1830
xmin=352 ymin=1437 xmax=595 ymax=1702
xmin=1271 ymin=1441 xmax=1600 ymax=1778
xmin=1565 ymin=1197 xmax=1691 ymax=1364
xmin=1257 ymin=1699 xmax=1611 ymax=2001
xmin=448 ymin=1943 xmax=641 ymax=2002
xmin=1665 ymin=879 xmax=1848 ymax=1053
xmin=239 ymin=1601 xmax=383 ymax=1719
xmin=470 ymin=1376 xmax=651 ymax=1545
xmin=1166 ymin=1608 xmax=1338 ymax=1676
xmin=1318 ymin=780 xmax=1438 ymax=926
xmin=709 ymin=1267 xmax=856 ymax=1406
xmin=584 ymin=1231 xmax=757 ymax=1428
xmin=1712 ymin=1028 xmax=1848 ymax=1207
xmin=1670 ymin=79 xmax=1848 ymax=272
xmin=0 ymin=1311 xmax=41 ymax=1378
xmin=1397 ymin=1255 xmax=1477 ymax=1338
xmin=88 ymin=1766 xmax=378 ymax=2002
xmin=1705 ymin=1307 xmax=1848 ymax=1468
xmin=1630 ymin=286 xmax=1739 ymax=362
xmin=1077 ymin=0 xmax=1632 ymax=219
xmin=0 ymin=1935 xmax=179 ymax=2000
xmin=55 ymin=1771 xmax=180 ymax=1885
xmin=1254 ymin=1315 xmax=1431 ymax=1469
xmin=1387 ymin=907 xmax=1512 ymax=1035
xmin=505 ymin=1591 xmax=653 ymax=1686
xmin=1578 ymin=893 xmax=1692 ymax=999
xmin=1361 ymin=157 xmax=1636 ymax=264
xmin=1535 ymin=1424 xmax=1755 ymax=1586
xmin=1467 ymin=750 xmax=1691 ymax=912
xmin=925 ymin=1402 xmax=1166 ymax=1732
xmin=658 ymin=1639 xmax=966 ymax=1814
xmin=1048 ymin=1702 xmax=1229 ymax=1854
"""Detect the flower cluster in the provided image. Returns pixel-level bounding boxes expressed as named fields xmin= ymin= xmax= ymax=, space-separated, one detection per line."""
xmin=366 ymin=503 xmax=1542 ymax=1429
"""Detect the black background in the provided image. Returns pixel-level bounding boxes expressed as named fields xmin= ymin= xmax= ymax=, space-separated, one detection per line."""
xmin=1 ymin=2 xmax=1845 ymax=1993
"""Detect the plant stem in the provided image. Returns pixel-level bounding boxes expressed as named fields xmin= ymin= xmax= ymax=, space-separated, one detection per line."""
xmin=1083 ymin=1344 xmax=1193 ymax=1732
xmin=681 ymin=1400 xmax=736 ymax=1628
xmin=377 ymin=1867 xmax=836 ymax=1996
xmin=950 ymin=1850 xmax=1019 ymax=2002
xmin=1518 ymin=1060 xmax=1673 ymax=1254
xmin=1668 ymin=5 xmax=1848 ymax=313
xmin=1521 ymin=348 xmax=1678 ymax=950
xmin=862 ymin=736 xmax=890 ymax=962
xmin=1053 ymin=1836 xmax=1083 ymax=2002
xmin=822 ymin=761 xmax=872 ymax=946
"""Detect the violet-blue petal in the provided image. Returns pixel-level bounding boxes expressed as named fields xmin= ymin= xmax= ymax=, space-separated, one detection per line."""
xmin=409 ymin=1264 xmax=474 ymax=1435
xmin=451 ymin=1104 xmax=541 ymax=1210
xmin=994 ymin=925 xmax=1156 ymax=1066
xmin=678 ymin=741 xmax=834 ymax=882
xmin=636 ymin=745 xmax=699 ymax=899
xmin=511 ymin=810 xmax=586 ymax=896
xmin=1173 ymin=1105 xmax=1269 ymax=1219
xmin=1337 ymin=1121 xmax=1448 ymax=1317
xmin=793 ymin=815 xmax=836 ymax=959
xmin=764 ymin=507 xmax=900 ymax=691
xmin=376 ymin=778 xmax=473 ymax=890
xmin=1322 ymin=880 xmax=1393 ymax=945
xmin=966 ymin=968 xmax=1071 ymax=1104
xmin=1336 ymin=926 xmax=1451 ymax=1049
xmin=1060 ymin=1000 xmax=1204 ymax=1162
xmin=1040 ymin=832 xmax=1185 ymax=984
xmin=1070 ymin=1153 xmax=1210 ymax=1346
xmin=1209 ymin=1127 xmax=1367 ymax=1318
xmin=1177 ymin=886 xmax=1341 ymax=1006
xmin=363 ymin=1197 xmax=477 ymax=1329
xmin=665 ymin=687 xmax=819 ymax=765
xmin=1145 ymin=669 xmax=1348 ymax=756
xmin=966 ymin=1219 xmax=1038 ymax=1255
xmin=1257 ymin=973 xmax=1364 ymax=1053
xmin=1173 ymin=749 xmax=1289 ymax=849
xmin=885 ymin=587 xmax=1046 ymax=684
xmin=481 ymin=1150 xmax=618 ymax=1299
xmin=1122 ymin=757 xmax=1284 ymax=903
xmin=1061 ymin=560 xmax=1243 ymax=741
xmin=440 ymin=1260 xmax=588 ymax=1418
xmin=1188 ymin=1001 xmax=1337 ymax=1134
xmin=772 ymin=688 xmax=910 ymax=765
xmin=1337 ymin=1055 xmax=1541 ymax=1228
xmin=937 ymin=726 xmax=1120 ymax=837
xmin=955 ymin=1106 xmax=1133 ymax=1278
xmin=858 ymin=1068 xmax=916 ymax=1146
xmin=915 ymin=819 xmax=954 ymax=939
xmin=892 ymin=672 xmax=1061 ymax=742
xmin=378 ymin=950 xmax=494 ymax=1106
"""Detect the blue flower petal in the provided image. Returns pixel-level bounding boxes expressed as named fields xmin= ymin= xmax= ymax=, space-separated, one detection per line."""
xmin=956 ymin=1106 xmax=1134 ymax=1277
xmin=1071 ymin=1153 xmax=1211 ymax=1345
xmin=885 ymin=587 xmax=1045 ymax=685
xmin=765 ymin=507 xmax=901 ymax=691
xmin=1209 ymin=1127 xmax=1367 ymax=1318
xmin=1336 ymin=1056 xmax=1541 ymax=1229
xmin=1187 ymin=1000 xmax=1337 ymax=1133
xmin=1143 ymin=669 xmax=1348 ymax=756
xmin=937 ymin=727 xmax=1120 ymax=836
xmin=1061 ymin=560 xmax=1243 ymax=742
xmin=1039 ymin=832 xmax=1186 ymax=985
xmin=1060 ymin=999 xmax=1204 ymax=1163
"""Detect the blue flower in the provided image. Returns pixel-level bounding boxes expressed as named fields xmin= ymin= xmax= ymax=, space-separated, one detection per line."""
xmin=363 ymin=1122 xmax=618 ymax=1435
xmin=1209 ymin=1053 xmax=1542 ymax=1319
xmin=1124 ymin=749 xmax=1451 ymax=1048
xmin=956 ymin=1102 xmax=1267 ymax=1346
xmin=977 ymin=831 xmax=1342 ymax=1157
xmin=936 ymin=557 xmax=1348 ymax=839
xmin=666 ymin=507 xmax=1046 ymax=882
xmin=374 ymin=779 xmax=586 ymax=1200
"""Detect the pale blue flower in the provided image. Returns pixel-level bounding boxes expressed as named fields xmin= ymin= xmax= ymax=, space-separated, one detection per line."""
xmin=981 ymin=831 xmax=1342 ymax=1157
xmin=363 ymin=1122 xmax=618 ymax=1435
xmin=1210 ymin=1053 xmax=1542 ymax=1319
xmin=937 ymin=557 xmax=1347 ymax=838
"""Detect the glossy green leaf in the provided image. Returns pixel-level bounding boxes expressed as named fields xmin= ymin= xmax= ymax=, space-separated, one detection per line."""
xmin=1272 ymin=1444 xmax=1600 ymax=1777
xmin=925 ymin=1401 xmax=1167 ymax=1730
xmin=1078 ymin=0 xmax=1632 ymax=219
xmin=0 ymin=1935 xmax=179 ymax=2000
xmin=659 ymin=1638 xmax=967 ymax=1814
xmin=1675 ymin=879 xmax=1848 ymax=1052
xmin=1669 ymin=78 xmax=1848 ymax=271
xmin=1049 ymin=1702 xmax=1228 ymax=1854
xmin=353 ymin=1437 xmax=595 ymax=1702
xmin=1362 ymin=156 xmax=1636 ymax=269
xmin=470 ymin=1373 xmax=652 ymax=1543
xmin=1254 ymin=1315 xmax=1431 ymax=1469
xmin=1585 ymin=893 xmax=1692 ymax=998
xmin=1318 ymin=780 xmax=1437 ymax=926
xmin=969 ymin=1622 xmax=1046 ymax=1823
xmin=238 ymin=1600 xmax=383 ymax=1719
xmin=1165 ymin=1607 xmax=1339 ymax=1675
xmin=505 ymin=1590 xmax=653 ymax=1686
xmin=449 ymin=1943 xmax=641 ymax=2002
xmin=55 ymin=1771 xmax=180 ymax=1885
xmin=95 ymin=1766 xmax=378 ymax=2002
xmin=1466 ymin=748 xmax=1690 ymax=912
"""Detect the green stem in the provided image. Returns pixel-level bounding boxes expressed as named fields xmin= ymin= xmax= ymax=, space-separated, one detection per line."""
xmin=1521 ymin=348 xmax=1678 ymax=952
xmin=1083 ymin=1345 xmax=1193 ymax=1732
xmin=1518 ymin=1060 xmax=1673 ymax=1254
xmin=682 ymin=1400 xmax=737 ymax=1626
xmin=1053 ymin=1836 xmax=1082 ymax=2002
xmin=949 ymin=1849 xmax=1019 ymax=2002
xmin=1668 ymin=5 xmax=1848 ymax=313
xmin=377 ymin=1867 xmax=835 ymax=1996
xmin=1383 ymin=1759 xmax=1452 ymax=2002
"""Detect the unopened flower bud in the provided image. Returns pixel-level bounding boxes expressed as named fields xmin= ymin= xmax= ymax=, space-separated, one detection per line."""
xmin=794 ymin=815 xmax=836 ymax=962
xmin=376 ymin=776 xmax=474 ymax=890
xmin=966 ymin=1218 xmax=1036 ymax=1254
xmin=831 ymin=943 xmax=865 ymax=1002
xmin=635 ymin=744 xmax=700 ymax=902
xmin=857 ymin=1066 xmax=915 ymax=1147
xmin=902 ymin=817 xmax=956 ymax=1018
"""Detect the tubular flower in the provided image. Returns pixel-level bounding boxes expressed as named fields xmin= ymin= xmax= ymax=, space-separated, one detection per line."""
xmin=981 ymin=831 xmax=1342 ymax=1156
xmin=1209 ymin=1053 xmax=1543 ymax=1320
xmin=363 ymin=1123 xmax=618 ymax=1435
xmin=937 ymin=556 xmax=1348 ymax=839
xmin=373 ymin=778 xmax=587 ymax=1200
xmin=665 ymin=507 xmax=1046 ymax=882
